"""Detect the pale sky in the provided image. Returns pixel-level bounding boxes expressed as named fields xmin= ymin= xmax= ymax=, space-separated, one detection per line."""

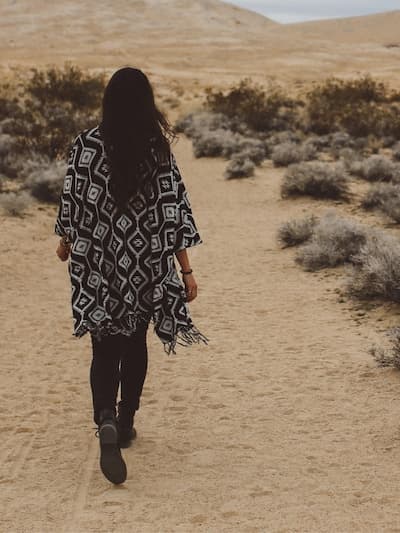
xmin=227 ymin=0 xmax=399 ymax=23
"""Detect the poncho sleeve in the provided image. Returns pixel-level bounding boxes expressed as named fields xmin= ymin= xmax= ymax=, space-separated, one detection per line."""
xmin=54 ymin=134 xmax=82 ymax=242
xmin=171 ymin=152 xmax=203 ymax=253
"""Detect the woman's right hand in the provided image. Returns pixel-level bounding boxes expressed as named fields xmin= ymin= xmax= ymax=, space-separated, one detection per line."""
xmin=182 ymin=273 xmax=198 ymax=302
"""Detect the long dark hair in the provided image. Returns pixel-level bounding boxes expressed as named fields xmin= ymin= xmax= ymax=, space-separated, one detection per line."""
xmin=99 ymin=67 xmax=178 ymax=208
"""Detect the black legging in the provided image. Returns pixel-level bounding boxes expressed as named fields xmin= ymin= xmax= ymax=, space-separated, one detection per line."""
xmin=89 ymin=319 xmax=150 ymax=426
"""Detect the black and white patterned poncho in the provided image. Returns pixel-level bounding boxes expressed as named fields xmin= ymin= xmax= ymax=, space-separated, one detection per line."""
xmin=55 ymin=125 xmax=209 ymax=355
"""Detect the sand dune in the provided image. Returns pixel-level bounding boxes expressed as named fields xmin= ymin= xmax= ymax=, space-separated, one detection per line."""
xmin=1 ymin=0 xmax=277 ymax=51
xmin=273 ymin=10 xmax=400 ymax=45
xmin=1 ymin=2 xmax=400 ymax=87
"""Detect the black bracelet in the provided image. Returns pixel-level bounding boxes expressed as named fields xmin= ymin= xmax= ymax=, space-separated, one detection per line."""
xmin=180 ymin=268 xmax=193 ymax=275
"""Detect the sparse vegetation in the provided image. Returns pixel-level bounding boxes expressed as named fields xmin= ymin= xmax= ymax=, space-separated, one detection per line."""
xmin=224 ymin=155 xmax=255 ymax=179
xmin=280 ymin=161 xmax=351 ymax=200
xmin=276 ymin=214 xmax=319 ymax=248
xmin=345 ymin=231 xmax=400 ymax=302
xmin=0 ymin=191 xmax=32 ymax=216
xmin=349 ymin=154 xmax=400 ymax=182
xmin=0 ymin=63 xmax=107 ymax=217
xmin=176 ymin=73 xmax=400 ymax=371
xmin=0 ymin=62 xmax=106 ymax=162
xmin=369 ymin=327 xmax=400 ymax=369
xmin=175 ymin=109 xmax=267 ymax=175
xmin=204 ymin=77 xmax=303 ymax=133
xmin=392 ymin=143 xmax=400 ymax=161
xmin=25 ymin=63 xmax=104 ymax=111
xmin=361 ymin=182 xmax=400 ymax=211
xmin=271 ymin=141 xmax=316 ymax=167
xmin=175 ymin=110 xmax=233 ymax=138
xmin=21 ymin=158 xmax=67 ymax=203
xmin=294 ymin=210 xmax=367 ymax=271
xmin=306 ymin=74 xmax=400 ymax=138
xmin=360 ymin=182 xmax=400 ymax=223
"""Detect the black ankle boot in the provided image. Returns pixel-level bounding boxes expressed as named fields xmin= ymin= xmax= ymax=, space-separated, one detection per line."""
xmin=97 ymin=408 xmax=127 ymax=484
xmin=116 ymin=419 xmax=137 ymax=448
xmin=116 ymin=402 xmax=137 ymax=448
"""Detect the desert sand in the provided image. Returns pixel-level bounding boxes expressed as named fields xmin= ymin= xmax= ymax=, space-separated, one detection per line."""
xmin=2 ymin=126 xmax=400 ymax=532
xmin=2 ymin=1 xmax=400 ymax=532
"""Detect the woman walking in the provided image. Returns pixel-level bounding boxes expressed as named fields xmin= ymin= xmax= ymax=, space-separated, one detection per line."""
xmin=54 ymin=67 xmax=209 ymax=484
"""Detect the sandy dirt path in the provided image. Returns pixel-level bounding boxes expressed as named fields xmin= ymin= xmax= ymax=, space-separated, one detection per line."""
xmin=1 ymin=134 xmax=400 ymax=532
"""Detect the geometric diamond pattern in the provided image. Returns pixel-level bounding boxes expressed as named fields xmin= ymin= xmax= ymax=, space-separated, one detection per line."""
xmin=55 ymin=124 xmax=207 ymax=355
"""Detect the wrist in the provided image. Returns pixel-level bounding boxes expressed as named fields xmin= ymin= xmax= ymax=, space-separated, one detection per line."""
xmin=60 ymin=235 xmax=71 ymax=247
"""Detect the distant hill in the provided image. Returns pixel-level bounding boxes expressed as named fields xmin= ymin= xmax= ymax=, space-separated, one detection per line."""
xmin=274 ymin=10 xmax=400 ymax=45
xmin=1 ymin=2 xmax=399 ymax=89
xmin=1 ymin=0 xmax=278 ymax=58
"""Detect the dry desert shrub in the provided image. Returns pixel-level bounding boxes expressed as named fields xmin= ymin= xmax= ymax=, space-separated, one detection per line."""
xmin=0 ymin=132 xmax=14 ymax=156
xmin=175 ymin=110 xmax=232 ymax=137
xmin=381 ymin=136 xmax=397 ymax=148
xmin=0 ymin=190 xmax=32 ymax=216
xmin=193 ymin=128 xmax=266 ymax=163
xmin=224 ymin=155 xmax=255 ymax=179
xmin=233 ymin=143 xmax=266 ymax=166
xmin=360 ymin=182 xmax=400 ymax=223
xmin=294 ymin=209 xmax=368 ymax=271
xmin=276 ymin=213 xmax=319 ymax=248
xmin=0 ymin=131 xmax=26 ymax=179
xmin=0 ymin=92 xmax=22 ymax=123
xmin=175 ymin=110 xmax=267 ymax=164
xmin=304 ymin=135 xmax=332 ymax=150
xmin=344 ymin=231 xmax=400 ymax=302
xmin=392 ymin=143 xmax=400 ymax=161
xmin=336 ymin=148 xmax=365 ymax=171
xmin=271 ymin=141 xmax=317 ymax=167
xmin=280 ymin=161 xmax=351 ymax=200
xmin=192 ymin=127 xmax=238 ymax=158
xmin=369 ymin=196 xmax=400 ymax=223
xmin=330 ymin=131 xmax=355 ymax=149
xmin=361 ymin=182 xmax=400 ymax=210
xmin=266 ymin=130 xmax=303 ymax=147
xmin=369 ymin=327 xmax=400 ymax=369
xmin=349 ymin=154 xmax=400 ymax=182
xmin=21 ymin=157 xmax=66 ymax=203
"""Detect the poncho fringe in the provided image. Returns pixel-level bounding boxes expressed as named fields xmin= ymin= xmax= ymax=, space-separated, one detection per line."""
xmin=162 ymin=323 xmax=210 ymax=356
xmin=72 ymin=309 xmax=209 ymax=356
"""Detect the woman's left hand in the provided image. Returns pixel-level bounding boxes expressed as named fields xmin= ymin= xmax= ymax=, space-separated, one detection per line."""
xmin=56 ymin=241 xmax=71 ymax=262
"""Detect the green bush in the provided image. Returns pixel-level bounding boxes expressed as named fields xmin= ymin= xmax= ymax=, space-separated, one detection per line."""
xmin=2 ymin=62 xmax=106 ymax=160
xmin=25 ymin=62 xmax=105 ymax=110
xmin=306 ymin=75 xmax=400 ymax=137
xmin=204 ymin=78 xmax=302 ymax=133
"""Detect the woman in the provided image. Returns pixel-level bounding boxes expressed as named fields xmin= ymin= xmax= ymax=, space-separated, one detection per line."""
xmin=54 ymin=67 xmax=209 ymax=485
